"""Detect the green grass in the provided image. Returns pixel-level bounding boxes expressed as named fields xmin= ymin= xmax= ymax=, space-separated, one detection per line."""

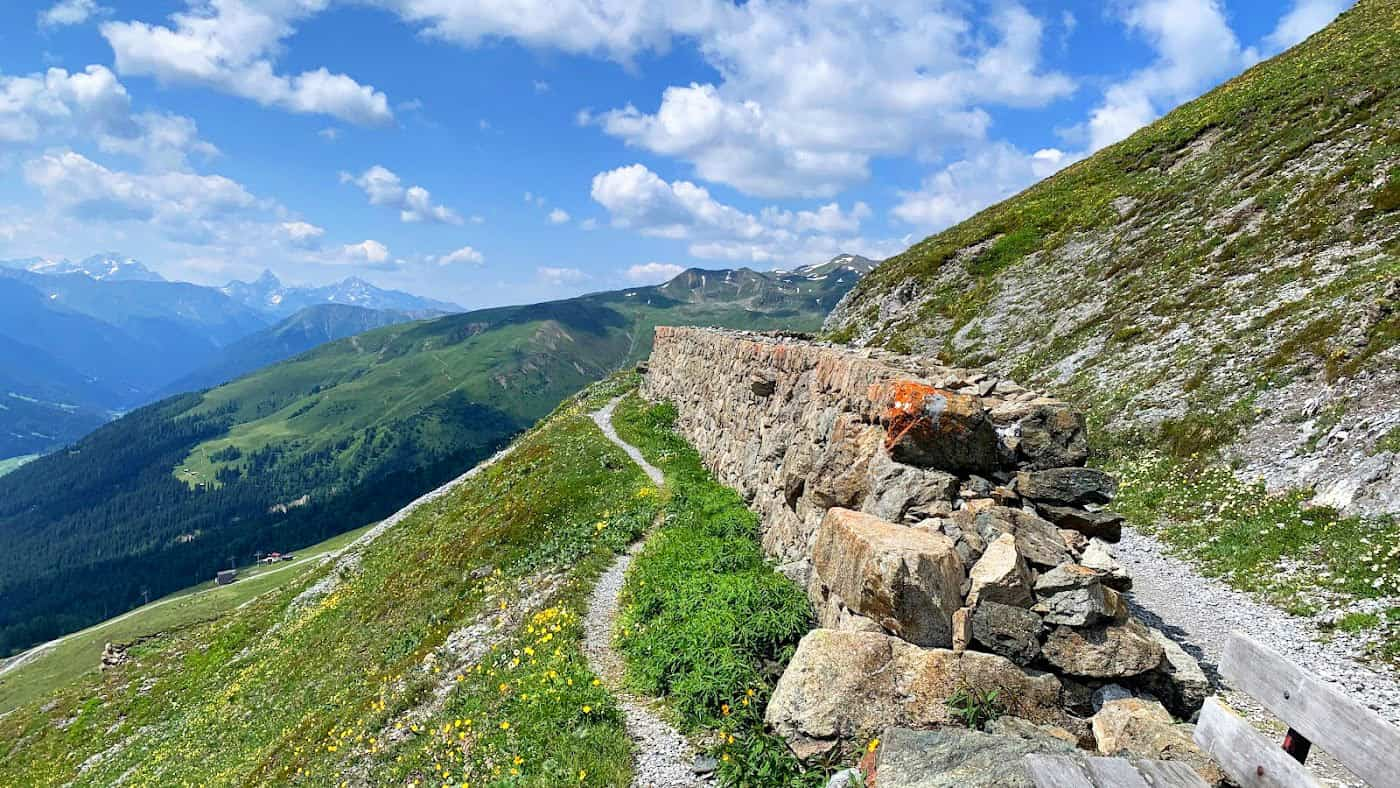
xmin=0 ymin=454 xmax=38 ymax=477
xmin=1373 ymin=424 xmax=1400 ymax=455
xmin=0 ymin=379 xmax=661 ymax=787
xmin=612 ymin=395 xmax=831 ymax=786
xmin=0 ymin=523 xmax=374 ymax=715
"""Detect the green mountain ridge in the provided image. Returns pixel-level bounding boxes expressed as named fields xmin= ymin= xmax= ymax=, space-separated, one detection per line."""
xmin=825 ymin=0 xmax=1399 ymax=515
xmin=0 ymin=259 xmax=867 ymax=656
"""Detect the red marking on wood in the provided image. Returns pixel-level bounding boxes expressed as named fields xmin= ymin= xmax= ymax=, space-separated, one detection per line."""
xmin=1282 ymin=728 xmax=1312 ymax=764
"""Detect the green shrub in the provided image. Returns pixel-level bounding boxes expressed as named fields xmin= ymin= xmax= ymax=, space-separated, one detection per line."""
xmin=947 ymin=685 xmax=1006 ymax=730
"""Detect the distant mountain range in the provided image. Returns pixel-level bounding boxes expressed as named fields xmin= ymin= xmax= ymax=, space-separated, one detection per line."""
xmin=0 ymin=255 xmax=460 ymax=457
xmin=0 ymin=254 xmax=876 ymax=655
xmin=221 ymin=269 xmax=461 ymax=316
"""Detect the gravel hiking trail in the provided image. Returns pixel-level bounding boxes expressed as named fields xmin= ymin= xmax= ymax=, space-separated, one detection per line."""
xmin=585 ymin=396 xmax=707 ymax=787
xmin=1119 ymin=527 xmax=1400 ymax=786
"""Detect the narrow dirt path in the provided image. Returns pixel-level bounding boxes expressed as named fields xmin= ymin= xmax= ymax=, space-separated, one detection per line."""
xmin=585 ymin=396 xmax=707 ymax=788
xmin=1117 ymin=526 xmax=1400 ymax=785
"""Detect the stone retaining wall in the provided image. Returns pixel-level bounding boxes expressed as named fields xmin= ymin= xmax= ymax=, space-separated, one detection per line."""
xmin=641 ymin=327 xmax=1217 ymax=779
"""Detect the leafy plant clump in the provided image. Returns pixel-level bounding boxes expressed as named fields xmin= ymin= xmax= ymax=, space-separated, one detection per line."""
xmin=612 ymin=395 xmax=827 ymax=786
xmin=947 ymin=685 xmax=1007 ymax=730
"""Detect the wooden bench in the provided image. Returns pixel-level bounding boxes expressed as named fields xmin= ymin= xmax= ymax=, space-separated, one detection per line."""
xmin=1192 ymin=631 xmax=1400 ymax=788
xmin=1025 ymin=753 xmax=1208 ymax=787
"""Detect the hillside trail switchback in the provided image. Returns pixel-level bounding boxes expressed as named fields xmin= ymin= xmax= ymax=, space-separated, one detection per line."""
xmin=585 ymin=396 xmax=708 ymax=787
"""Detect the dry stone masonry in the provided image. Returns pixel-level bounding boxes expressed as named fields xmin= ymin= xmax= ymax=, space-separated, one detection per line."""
xmin=642 ymin=327 xmax=1217 ymax=781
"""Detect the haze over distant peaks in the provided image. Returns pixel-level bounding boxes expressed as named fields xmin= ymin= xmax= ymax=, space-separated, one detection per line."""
xmin=1 ymin=253 xmax=166 ymax=283
xmin=222 ymin=269 xmax=462 ymax=316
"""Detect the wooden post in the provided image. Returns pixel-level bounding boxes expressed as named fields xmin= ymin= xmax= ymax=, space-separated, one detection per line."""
xmin=1281 ymin=728 xmax=1311 ymax=764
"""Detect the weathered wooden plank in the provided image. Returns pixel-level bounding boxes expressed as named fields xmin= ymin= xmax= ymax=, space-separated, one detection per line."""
xmin=1025 ymin=754 xmax=1095 ymax=788
xmin=1084 ymin=756 xmax=1153 ymax=787
xmin=1194 ymin=698 xmax=1322 ymax=788
xmin=1132 ymin=758 xmax=1210 ymax=787
xmin=1220 ymin=632 xmax=1400 ymax=788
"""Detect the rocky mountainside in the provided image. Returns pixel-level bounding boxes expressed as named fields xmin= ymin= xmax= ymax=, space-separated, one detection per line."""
xmin=825 ymin=0 xmax=1398 ymax=517
xmin=0 ymin=253 xmax=166 ymax=282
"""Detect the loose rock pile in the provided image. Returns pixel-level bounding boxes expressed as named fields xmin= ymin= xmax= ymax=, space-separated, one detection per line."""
xmin=642 ymin=328 xmax=1218 ymax=782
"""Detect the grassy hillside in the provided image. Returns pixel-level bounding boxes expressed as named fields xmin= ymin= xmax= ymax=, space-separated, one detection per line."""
xmin=0 ymin=523 xmax=373 ymax=714
xmin=0 ymin=375 xmax=830 ymax=787
xmin=0 ymin=261 xmax=862 ymax=657
xmin=162 ymin=303 xmax=423 ymax=395
xmin=0 ymin=378 xmax=653 ymax=786
xmin=825 ymin=0 xmax=1399 ymax=656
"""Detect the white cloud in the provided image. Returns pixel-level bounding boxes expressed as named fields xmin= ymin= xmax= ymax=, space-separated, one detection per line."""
xmin=547 ymin=208 xmax=571 ymax=224
xmin=533 ymin=80 xmax=550 ymax=93
xmin=0 ymin=65 xmax=215 ymax=170
xmin=100 ymin=1 xmax=392 ymax=125
xmin=318 ymin=127 xmax=340 ymax=141
xmin=39 ymin=0 xmax=108 ymax=28
xmin=24 ymin=150 xmax=258 ymax=226
xmin=438 ymin=245 xmax=485 ymax=265
xmin=587 ymin=3 xmax=1071 ymax=197
xmin=524 ymin=191 xmax=546 ymax=207
xmin=624 ymin=261 xmax=684 ymax=283
xmin=342 ymin=239 xmax=391 ymax=264
xmin=341 ymin=165 xmax=461 ymax=224
xmin=591 ymin=163 xmax=889 ymax=268
xmin=1084 ymin=0 xmax=1257 ymax=152
xmin=893 ymin=144 xmax=1076 ymax=230
xmin=537 ymin=266 xmax=587 ymax=285
xmin=280 ymin=220 xmax=325 ymax=247
xmin=1265 ymin=0 xmax=1350 ymax=52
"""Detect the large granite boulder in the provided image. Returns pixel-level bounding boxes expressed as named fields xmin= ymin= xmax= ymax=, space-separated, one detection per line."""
xmin=967 ymin=533 xmax=1034 ymax=607
xmin=1133 ymin=629 xmax=1210 ymax=719
xmin=1036 ymin=504 xmax=1124 ymax=542
xmin=868 ymin=381 xmax=1000 ymax=475
xmin=806 ymin=414 xmax=886 ymax=510
xmin=970 ymin=601 xmax=1043 ymax=665
xmin=1092 ymin=697 xmax=1225 ymax=784
xmin=1016 ymin=468 xmax=1117 ymax=507
xmin=1016 ymin=404 xmax=1089 ymax=471
xmin=863 ymin=451 xmax=959 ymax=524
xmin=874 ymin=726 xmax=1078 ymax=788
xmin=1032 ymin=563 xmax=1114 ymax=627
xmin=1041 ymin=619 xmax=1164 ymax=679
xmin=953 ymin=506 xmax=1072 ymax=569
xmin=766 ymin=629 xmax=1065 ymax=758
xmin=811 ymin=508 xmax=965 ymax=647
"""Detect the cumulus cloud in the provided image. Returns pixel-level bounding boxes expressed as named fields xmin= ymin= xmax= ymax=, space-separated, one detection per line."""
xmin=588 ymin=3 xmax=1071 ymax=197
xmin=0 ymin=65 xmax=218 ymax=172
xmin=1083 ymin=0 xmax=1257 ymax=152
xmin=537 ymin=266 xmax=587 ymax=285
xmin=24 ymin=150 xmax=258 ymax=225
xmin=893 ymin=144 xmax=1076 ymax=230
xmin=100 ymin=1 xmax=392 ymax=125
xmin=438 ymin=245 xmax=485 ymax=265
xmin=342 ymin=239 xmax=390 ymax=264
xmin=547 ymin=208 xmax=571 ymax=224
xmin=341 ymin=165 xmax=461 ymax=224
xmin=1265 ymin=0 xmax=1351 ymax=52
xmin=39 ymin=0 xmax=108 ymax=28
xmin=280 ymin=220 xmax=325 ymax=247
xmin=624 ymin=261 xmax=684 ymax=283
xmin=591 ymin=163 xmax=889 ymax=268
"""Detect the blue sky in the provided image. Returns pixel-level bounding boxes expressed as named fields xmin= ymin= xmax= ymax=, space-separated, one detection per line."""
xmin=0 ymin=0 xmax=1355 ymax=309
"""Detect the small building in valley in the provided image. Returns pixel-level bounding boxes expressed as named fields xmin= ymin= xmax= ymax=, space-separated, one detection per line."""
xmin=216 ymin=569 xmax=237 ymax=585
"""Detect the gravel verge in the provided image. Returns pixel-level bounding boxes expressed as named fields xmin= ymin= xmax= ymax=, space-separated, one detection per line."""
xmin=1118 ymin=526 xmax=1400 ymax=785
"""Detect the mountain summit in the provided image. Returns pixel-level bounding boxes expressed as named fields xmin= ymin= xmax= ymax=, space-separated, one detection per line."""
xmin=0 ymin=253 xmax=165 ymax=282
xmin=221 ymin=270 xmax=462 ymax=316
